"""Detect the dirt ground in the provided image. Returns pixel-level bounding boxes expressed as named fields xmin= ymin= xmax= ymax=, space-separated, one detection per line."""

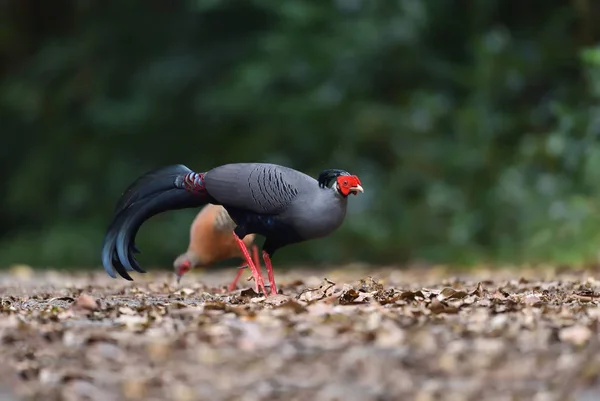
xmin=1 ymin=264 xmax=600 ymax=401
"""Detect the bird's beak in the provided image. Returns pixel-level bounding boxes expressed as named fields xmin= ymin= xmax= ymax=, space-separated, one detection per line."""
xmin=350 ymin=185 xmax=364 ymax=194
xmin=176 ymin=272 xmax=183 ymax=284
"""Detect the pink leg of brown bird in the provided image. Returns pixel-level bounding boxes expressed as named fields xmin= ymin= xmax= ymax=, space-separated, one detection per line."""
xmin=262 ymin=251 xmax=278 ymax=295
xmin=233 ymin=233 xmax=267 ymax=294
xmin=228 ymin=262 xmax=247 ymax=292
xmin=228 ymin=246 xmax=262 ymax=292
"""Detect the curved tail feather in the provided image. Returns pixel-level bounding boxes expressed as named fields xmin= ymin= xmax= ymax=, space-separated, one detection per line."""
xmin=114 ymin=165 xmax=194 ymax=216
xmin=102 ymin=209 xmax=145 ymax=280
xmin=102 ymin=165 xmax=210 ymax=280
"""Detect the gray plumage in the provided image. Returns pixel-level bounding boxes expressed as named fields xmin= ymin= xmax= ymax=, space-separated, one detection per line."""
xmin=204 ymin=163 xmax=350 ymax=249
xmin=203 ymin=163 xmax=302 ymax=214
xmin=101 ymin=162 xmax=363 ymax=283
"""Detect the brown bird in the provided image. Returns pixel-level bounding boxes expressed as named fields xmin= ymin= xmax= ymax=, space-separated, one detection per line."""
xmin=173 ymin=204 xmax=261 ymax=291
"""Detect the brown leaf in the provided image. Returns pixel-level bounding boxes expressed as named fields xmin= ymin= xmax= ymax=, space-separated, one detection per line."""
xmin=274 ymin=299 xmax=307 ymax=314
xmin=62 ymin=380 xmax=103 ymax=401
xmin=171 ymin=384 xmax=196 ymax=401
xmin=118 ymin=306 xmax=136 ymax=315
xmin=559 ymin=325 xmax=592 ymax=346
xmin=338 ymin=288 xmax=360 ymax=305
xmin=72 ymin=294 xmax=99 ymax=311
xmin=471 ymin=282 xmax=485 ymax=297
xmin=178 ymin=288 xmax=195 ymax=296
xmin=6 ymin=266 xmax=600 ymax=400
xmin=296 ymin=278 xmax=336 ymax=303
xmin=428 ymin=299 xmax=459 ymax=314
xmin=374 ymin=289 xmax=399 ymax=305
xmin=522 ymin=293 xmax=543 ymax=307
xmin=398 ymin=290 xmax=426 ymax=302
xmin=437 ymin=287 xmax=468 ymax=301
xmin=359 ymin=276 xmax=384 ymax=292
xmin=203 ymin=301 xmax=228 ymax=311
xmin=263 ymin=294 xmax=292 ymax=306
xmin=239 ymin=288 xmax=260 ymax=298
xmin=122 ymin=379 xmax=146 ymax=399
xmin=147 ymin=341 xmax=171 ymax=362
xmin=573 ymin=289 xmax=600 ymax=302
xmin=115 ymin=314 xmax=148 ymax=330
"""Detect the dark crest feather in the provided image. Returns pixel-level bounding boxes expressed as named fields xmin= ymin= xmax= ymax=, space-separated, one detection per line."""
xmin=317 ymin=169 xmax=351 ymax=188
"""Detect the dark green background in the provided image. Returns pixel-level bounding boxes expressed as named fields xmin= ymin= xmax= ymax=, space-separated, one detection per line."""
xmin=2 ymin=0 xmax=600 ymax=270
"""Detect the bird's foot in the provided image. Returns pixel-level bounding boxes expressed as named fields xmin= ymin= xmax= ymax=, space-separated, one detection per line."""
xmin=261 ymin=251 xmax=278 ymax=296
xmin=228 ymin=263 xmax=248 ymax=292
xmin=232 ymin=233 xmax=267 ymax=295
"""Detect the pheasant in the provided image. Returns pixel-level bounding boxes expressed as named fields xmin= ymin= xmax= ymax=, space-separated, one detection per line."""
xmin=173 ymin=203 xmax=261 ymax=291
xmin=101 ymin=163 xmax=364 ymax=296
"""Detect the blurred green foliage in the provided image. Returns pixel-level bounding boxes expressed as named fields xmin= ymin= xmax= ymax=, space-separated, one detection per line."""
xmin=1 ymin=0 xmax=600 ymax=269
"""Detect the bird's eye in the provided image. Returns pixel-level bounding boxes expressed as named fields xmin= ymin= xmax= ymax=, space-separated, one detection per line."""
xmin=343 ymin=180 xmax=348 ymax=185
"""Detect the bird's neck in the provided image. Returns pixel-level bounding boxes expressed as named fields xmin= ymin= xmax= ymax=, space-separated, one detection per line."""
xmin=185 ymin=250 xmax=203 ymax=267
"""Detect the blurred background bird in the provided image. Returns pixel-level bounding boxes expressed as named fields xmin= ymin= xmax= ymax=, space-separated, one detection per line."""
xmin=172 ymin=204 xmax=260 ymax=291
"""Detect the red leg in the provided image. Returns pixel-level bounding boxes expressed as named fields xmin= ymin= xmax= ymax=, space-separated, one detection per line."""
xmin=251 ymin=245 xmax=260 ymax=270
xmin=228 ymin=261 xmax=246 ymax=292
xmin=247 ymin=245 xmax=262 ymax=293
xmin=232 ymin=233 xmax=267 ymax=295
xmin=237 ymin=246 xmax=262 ymax=293
xmin=262 ymin=251 xmax=278 ymax=295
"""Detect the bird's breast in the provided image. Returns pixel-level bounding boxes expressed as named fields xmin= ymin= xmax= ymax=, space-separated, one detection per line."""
xmin=284 ymin=192 xmax=348 ymax=240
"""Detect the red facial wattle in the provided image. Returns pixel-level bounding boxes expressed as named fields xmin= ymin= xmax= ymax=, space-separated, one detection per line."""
xmin=177 ymin=259 xmax=192 ymax=276
xmin=336 ymin=175 xmax=363 ymax=196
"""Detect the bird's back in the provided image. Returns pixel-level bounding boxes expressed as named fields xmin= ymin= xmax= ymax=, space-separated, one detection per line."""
xmin=204 ymin=163 xmax=316 ymax=215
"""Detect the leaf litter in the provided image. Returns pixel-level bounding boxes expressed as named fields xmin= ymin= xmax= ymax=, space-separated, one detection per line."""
xmin=0 ymin=266 xmax=600 ymax=400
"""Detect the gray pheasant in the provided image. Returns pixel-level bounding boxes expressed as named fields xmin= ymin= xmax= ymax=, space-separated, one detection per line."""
xmin=101 ymin=163 xmax=364 ymax=296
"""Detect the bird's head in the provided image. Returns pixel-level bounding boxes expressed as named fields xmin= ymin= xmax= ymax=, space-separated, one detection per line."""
xmin=318 ymin=169 xmax=364 ymax=197
xmin=173 ymin=252 xmax=200 ymax=283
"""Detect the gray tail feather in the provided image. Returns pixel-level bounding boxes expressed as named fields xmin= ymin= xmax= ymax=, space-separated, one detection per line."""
xmin=113 ymin=164 xmax=193 ymax=216
xmin=101 ymin=165 xmax=209 ymax=280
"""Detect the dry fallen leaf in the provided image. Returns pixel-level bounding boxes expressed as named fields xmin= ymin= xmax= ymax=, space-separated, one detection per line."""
xmin=471 ymin=282 xmax=485 ymax=297
xmin=2 ymin=267 xmax=600 ymax=400
xmin=263 ymin=294 xmax=291 ymax=306
xmin=73 ymin=294 xmax=99 ymax=311
xmin=170 ymin=384 xmax=196 ymax=401
xmin=398 ymin=290 xmax=426 ymax=302
xmin=296 ymin=278 xmax=336 ymax=303
xmin=147 ymin=341 xmax=171 ymax=362
xmin=559 ymin=325 xmax=592 ymax=346
xmin=122 ymin=379 xmax=146 ymax=400
xmin=359 ymin=276 xmax=384 ymax=292
xmin=522 ymin=293 xmax=543 ymax=307
xmin=274 ymin=299 xmax=307 ymax=314
xmin=428 ymin=299 xmax=459 ymax=314
xmin=338 ymin=288 xmax=360 ymax=305
xmin=437 ymin=287 xmax=468 ymax=301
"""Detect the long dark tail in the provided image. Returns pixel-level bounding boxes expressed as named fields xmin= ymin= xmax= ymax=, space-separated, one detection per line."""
xmin=101 ymin=164 xmax=211 ymax=280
